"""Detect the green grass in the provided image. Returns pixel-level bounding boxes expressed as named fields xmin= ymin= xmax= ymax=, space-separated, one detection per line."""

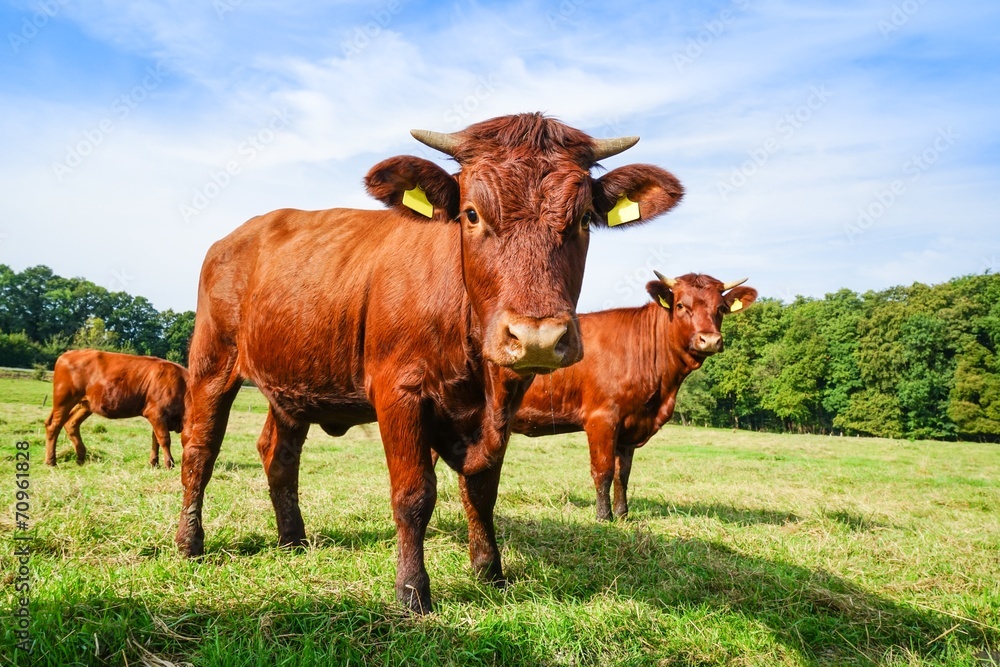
xmin=1 ymin=376 xmax=998 ymax=666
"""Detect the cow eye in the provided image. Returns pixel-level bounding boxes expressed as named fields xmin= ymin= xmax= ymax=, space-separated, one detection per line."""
xmin=581 ymin=211 xmax=593 ymax=230
xmin=465 ymin=209 xmax=479 ymax=224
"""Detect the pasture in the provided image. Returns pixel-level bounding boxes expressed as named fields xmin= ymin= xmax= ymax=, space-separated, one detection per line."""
xmin=1 ymin=376 xmax=998 ymax=666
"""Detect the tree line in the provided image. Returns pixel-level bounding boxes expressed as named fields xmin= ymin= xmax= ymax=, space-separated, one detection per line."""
xmin=675 ymin=272 xmax=1000 ymax=441
xmin=3 ymin=264 xmax=998 ymax=441
xmin=0 ymin=264 xmax=194 ymax=368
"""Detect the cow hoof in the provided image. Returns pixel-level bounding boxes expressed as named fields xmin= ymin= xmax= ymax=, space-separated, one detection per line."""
xmin=175 ymin=529 xmax=205 ymax=558
xmin=397 ymin=584 xmax=433 ymax=615
xmin=471 ymin=559 xmax=505 ymax=585
xmin=277 ymin=535 xmax=308 ymax=551
xmin=75 ymin=457 xmax=85 ymax=466
xmin=150 ymin=461 xmax=160 ymax=468
xmin=163 ymin=460 xmax=174 ymax=470
xmin=45 ymin=460 xmax=56 ymax=467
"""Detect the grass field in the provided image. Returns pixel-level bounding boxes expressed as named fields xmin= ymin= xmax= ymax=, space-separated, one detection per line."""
xmin=1 ymin=376 xmax=999 ymax=666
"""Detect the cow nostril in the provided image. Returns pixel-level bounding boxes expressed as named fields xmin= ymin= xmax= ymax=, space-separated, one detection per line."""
xmin=554 ymin=329 xmax=573 ymax=356
xmin=505 ymin=322 xmax=526 ymax=346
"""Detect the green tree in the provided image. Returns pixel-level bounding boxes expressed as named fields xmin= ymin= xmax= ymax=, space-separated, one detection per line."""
xmin=755 ymin=298 xmax=828 ymax=429
xmin=158 ymin=309 xmax=196 ymax=363
xmin=105 ymin=293 xmax=161 ymax=355
xmin=897 ymin=313 xmax=957 ymax=439
xmin=817 ymin=289 xmax=863 ymax=419
xmin=72 ymin=317 xmax=121 ymax=351
xmin=948 ymin=342 xmax=1000 ymax=437
xmin=0 ymin=264 xmax=54 ymax=340
xmin=674 ymin=370 xmax=716 ymax=427
xmin=0 ymin=331 xmax=42 ymax=367
xmin=702 ymin=298 xmax=784 ymax=428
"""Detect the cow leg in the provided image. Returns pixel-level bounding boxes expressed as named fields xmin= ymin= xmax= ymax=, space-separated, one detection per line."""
xmin=612 ymin=445 xmax=635 ymax=520
xmin=44 ymin=404 xmax=72 ymax=466
xmin=63 ymin=403 xmax=92 ymax=465
xmin=458 ymin=462 xmax=505 ymax=585
xmin=584 ymin=417 xmax=618 ymax=522
xmin=256 ymin=407 xmax=309 ymax=548
xmin=175 ymin=356 xmax=241 ymax=558
xmin=375 ymin=389 xmax=436 ymax=614
xmin=148 ymin=417 xmax=174 ymax=469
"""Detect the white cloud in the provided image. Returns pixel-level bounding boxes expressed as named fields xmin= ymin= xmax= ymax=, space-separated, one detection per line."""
xmin=1 ymin=0 xmax=998 ymax=314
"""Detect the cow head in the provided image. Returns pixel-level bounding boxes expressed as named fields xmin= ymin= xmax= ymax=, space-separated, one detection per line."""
xmin=646 ymin=272 xmax=757 ymax=362
xmin=366 ymin=113 xmax=684 ymax=376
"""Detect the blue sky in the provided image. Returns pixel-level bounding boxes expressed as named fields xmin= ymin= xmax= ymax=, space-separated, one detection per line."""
xmin=1 ymin=0 xmax=998 ymax=312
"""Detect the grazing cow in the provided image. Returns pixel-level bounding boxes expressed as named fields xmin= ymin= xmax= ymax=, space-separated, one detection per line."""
xmin=513 ymin=271 xmax=757 ymax=521
xmin=44 ymin=349 xmax=188 ymax=468
xmin=176 ymin=113 xmax=684 ymax=612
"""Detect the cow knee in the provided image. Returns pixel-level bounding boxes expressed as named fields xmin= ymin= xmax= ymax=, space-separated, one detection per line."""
xmin=393 ymin=479 xmax=436 ymax=528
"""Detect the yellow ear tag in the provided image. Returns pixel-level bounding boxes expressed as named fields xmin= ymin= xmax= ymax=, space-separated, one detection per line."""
xmin=730 ymin=298 xmax=743 ymax=313
xmin=658 ymin=295 xmax=671 ymax=309
xmin=402 ymin=185 xmax=434 ymax=218
xmin=607 ymin=195 xmax=640 ymax=227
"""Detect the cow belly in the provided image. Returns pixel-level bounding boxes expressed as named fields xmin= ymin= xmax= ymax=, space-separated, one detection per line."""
xmin=513 ymin=408 xmax=583 ymax=437
xmin=88 ymin=390 xmax=145 ymax=419
xmin=259 ymin=384 xmax=375 ymax=426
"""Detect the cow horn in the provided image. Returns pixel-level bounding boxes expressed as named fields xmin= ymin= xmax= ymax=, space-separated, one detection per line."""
xmin=653 ymin=270 xmax=677 ymax=288
xmin=592 ymin=136 xmax=640 ymax=161
xmin=721 ymin=278 xmax=748 ymax=291
xmin=410 ymin=129 xmax=462 ymax=157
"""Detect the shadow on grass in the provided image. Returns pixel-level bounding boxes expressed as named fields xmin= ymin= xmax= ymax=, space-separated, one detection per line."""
xmin=489 ymin=516 xmax=994 ymax=665
xmin=197 ymin=525 xmax=397 ymax=556
xmin=3 ymin=596 xmax=546 ymax=667
xmin=627 ymin=496 xmax=800 ymax=526
xmin=313 ymin=525 xmax=396 ymax=550
xmin=823 ymin=509 xmax=888 ymax=532
xmin=212 ymin=460 xmax=265 ymax=472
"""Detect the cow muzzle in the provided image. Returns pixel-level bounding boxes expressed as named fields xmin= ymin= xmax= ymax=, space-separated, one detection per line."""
xmin=488 ymin=311 xmax=582 ymax=374
xmin=692 ymin=332 xmax=723 ymax=356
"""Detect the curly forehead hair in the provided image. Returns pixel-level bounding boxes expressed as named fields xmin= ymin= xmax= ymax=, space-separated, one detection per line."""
xmin=452 ymin=113 xmax=596 ymax=166
xmin=673 ymin=273 xmax=726 ymax=290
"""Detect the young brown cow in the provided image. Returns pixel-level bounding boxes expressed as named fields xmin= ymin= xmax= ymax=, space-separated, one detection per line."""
xmin=514 ymin=272 xmax=757 ymax=521
xmin=44 ymin=349 xmax=188 ymax=468
xmin=177 ymin=114 xmax=684 ymax=612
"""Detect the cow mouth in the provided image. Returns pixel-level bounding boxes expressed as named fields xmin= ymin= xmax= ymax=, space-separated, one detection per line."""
xmin=503 ymin=345 xmax=578 ymax=375
xmin=513 ymin=366 xmax=557 ymax=376
xmin=690 ymin=346 xmax=722 ymax=360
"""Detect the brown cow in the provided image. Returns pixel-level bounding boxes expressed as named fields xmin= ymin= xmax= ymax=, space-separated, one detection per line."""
xmin=176 ymin=113 xmax=684 ymax=612
xmin=514 ymin=271 xmax=757 ymax=521
xmin=44 ymin=349 xmax=188 ymax=468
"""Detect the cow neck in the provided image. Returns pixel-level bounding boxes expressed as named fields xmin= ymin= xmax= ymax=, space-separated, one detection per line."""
xmin=445 ymin=228 xmax=523 ymax=476
xmin=653 ymin=303 xmax=702 ymax=393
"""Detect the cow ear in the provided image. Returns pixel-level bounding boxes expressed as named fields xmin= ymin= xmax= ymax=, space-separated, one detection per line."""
xmin=723 ymin=286 xmax=758 ymax=314
xmin=364 ymin=156 xmax=460 ymax=221
xmin=592 ymin=164 xmax=684 ymax=229
xmin=646 ymin=280 xmax=673 ymax=309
